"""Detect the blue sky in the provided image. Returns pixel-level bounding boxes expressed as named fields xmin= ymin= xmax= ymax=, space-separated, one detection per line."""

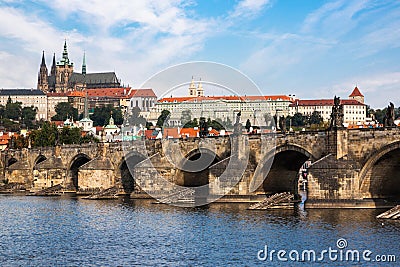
xmin=0 ymin=0 xmax=399 ymax=108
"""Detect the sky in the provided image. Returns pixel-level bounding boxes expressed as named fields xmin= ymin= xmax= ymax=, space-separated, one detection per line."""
xmin=0 ymin=0 xmax=399 ymax=108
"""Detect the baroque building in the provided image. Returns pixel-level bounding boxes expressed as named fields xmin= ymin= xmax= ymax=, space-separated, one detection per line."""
xmin=148 ymin=78 xmax=293 ymax=127
xmin=37 ymin=41 xmax=121 ymax=93
xmin=288 ymin=87 xmax=367 ymax=125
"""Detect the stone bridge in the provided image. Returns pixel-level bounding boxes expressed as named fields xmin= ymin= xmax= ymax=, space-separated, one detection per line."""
xmin=1 ymin=128 xmax=400 ymax=207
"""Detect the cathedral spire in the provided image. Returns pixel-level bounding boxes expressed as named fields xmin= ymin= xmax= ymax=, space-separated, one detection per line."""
xmin=60 ymin=39 xmax=70 ymax=65
xmin=38 ymin=51 xmax=49 ymax=91
xmin=82 ymin=51 xmax=86 ymax=75
xmin=41 ymin=51 xmax=46 ymax=66
xmin=51 ymin=53 xmax=56 ymax=76
xmin=63 ymin=40 xmax=68 ymax=59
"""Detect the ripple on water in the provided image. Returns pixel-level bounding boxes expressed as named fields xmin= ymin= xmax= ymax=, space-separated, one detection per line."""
xmin=0 ymin=195 xmax=399 ymax=266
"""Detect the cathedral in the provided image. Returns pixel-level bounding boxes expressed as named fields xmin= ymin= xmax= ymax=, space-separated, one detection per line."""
xmin=37 ymin=41 xmax=121 ymax=93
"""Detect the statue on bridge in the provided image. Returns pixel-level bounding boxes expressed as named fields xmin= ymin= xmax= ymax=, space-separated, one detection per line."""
xmin=278 ymin=116 xmax=286 ymax=134
xmin=330 ymin=96 xmax=344 ymax=129
xmin=384 ymin=102 xmax=396 ymax=128
xmin=199 ymin=117 xmax=209 ymax=138
xmin=233 ymin=111 xmax=243 ymax=135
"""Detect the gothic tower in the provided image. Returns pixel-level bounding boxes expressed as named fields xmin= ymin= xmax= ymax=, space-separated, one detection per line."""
xmin=50 ymin=53 xmax=56 ymax=76
xmin=37 ymin=51 xmax=49 ymax=92
xmin=54 ymin=40 xmax=74 ymax=92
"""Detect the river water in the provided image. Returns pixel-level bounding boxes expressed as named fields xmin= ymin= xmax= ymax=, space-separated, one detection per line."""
xmin=0 ymin=195 xmax=398 ymax=266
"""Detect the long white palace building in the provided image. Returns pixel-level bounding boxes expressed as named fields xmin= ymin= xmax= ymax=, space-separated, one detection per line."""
xmin=147 ymin=79 xmax=367 ymax=127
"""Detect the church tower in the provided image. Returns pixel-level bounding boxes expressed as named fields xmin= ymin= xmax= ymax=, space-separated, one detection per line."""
xmin=37 ymin=51 xmax=49 ymax=92
xmin=54 ymin=40 xmax=74 ymax=92
xmin=188 ymin=76 xmax=197 ymax=97
xmin=349 ymin=86 xmax=364 ymax=104
xmin=197 ymin=79 xmax=204 ymax=97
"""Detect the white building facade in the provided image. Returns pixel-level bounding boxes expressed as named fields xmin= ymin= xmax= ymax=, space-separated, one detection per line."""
xmin=0 ymin=89 xmax=47 ymax=120
xmin=289 ymin=87 xmax=367 ymax=124
xmin=147 ymin=81 xmax=294 ymax=127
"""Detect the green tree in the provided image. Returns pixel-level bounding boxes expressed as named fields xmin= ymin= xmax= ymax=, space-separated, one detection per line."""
xmin=21 ymin=106 xmax=37 ymax=129
xmin=90 ymin=105 xmax=123 ymax=126
xmin=52 ymin=102 xmax=78 ymax=121
xmin=372 ymin=108 xmax=385 ymax=124
xmin=30 ymin=121 xmax=58 ymax=147
xmin=208 ymin=119 xmax=224 ymax=131
xmin=15 ymin=135 xmax=28 ymax=149
xmin=5 ymin=97 xmax=22 ymax=120
xmin=0 ymin=104 xmax=5 ymax=119
xmin=308 ymin=111 xmax=323 ymax=125
xmin=156 ymin=110 xmax=171 ymax=128
xmin=182 ymin=117 xmax=199 ymax=128
xmin=291 ymin=113 xmax=306 ymax=127
xmin=59 ymin=126 xmax=82 ymax=145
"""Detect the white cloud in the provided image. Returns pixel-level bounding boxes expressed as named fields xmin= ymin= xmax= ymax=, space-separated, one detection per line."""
xmin=0 ymin=7 xmax=68 ymax=53
xmin=229 ymin=0 xmax=271 ymax=19
xmin=0 ymin=1 xmax=216 ymax=88
xmin=240 ymin=33 xmax=333 ymax=79
xmin=301 ymin=0 xmax=370 ymax=38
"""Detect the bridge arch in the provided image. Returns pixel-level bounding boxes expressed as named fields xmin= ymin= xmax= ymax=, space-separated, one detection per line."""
xmin=33 ymin=154 xmax=47 ymax=169
xmin=257 ymin=144 xmax=315 ymax=196
xmin=68 ymin=153 xmax=91 ymax=189
xmin=118 ymin=152 xmax=147 ymax=194
xmin=176 ymin=148 xmax=224 ymax=188
xmin=7 ymin=157 xmax=17 ymax=167
xmin=359 ymin=141 xmax=400 ymax=201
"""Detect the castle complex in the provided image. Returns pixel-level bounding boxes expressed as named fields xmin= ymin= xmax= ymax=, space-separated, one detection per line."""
xmin=37 ymin=41 xmax=121 ymax=93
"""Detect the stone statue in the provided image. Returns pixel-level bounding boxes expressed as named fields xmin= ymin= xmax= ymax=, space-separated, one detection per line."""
xmin=279 ymin=115 xmax=286 ymax=133
xmin=199 ymin=117 xmax=208 ymax=137
xmin=384 ymin=102 xmax=395 ymax=127
xmin=233 ymin=111 xmax=242 ymax=135
xmin=330 ymin=96 xmax=344 ymax=129
xmin=235 ymin=111 xmax=241 ymax=125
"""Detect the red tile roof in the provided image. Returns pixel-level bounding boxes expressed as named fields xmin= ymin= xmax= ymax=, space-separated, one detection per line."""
xmin=163 ymin=128 xmax=180 ymax=139
xmin=289 ymin=99 xmax=365 ymax=107
xmin=0 ymin=140 xmax=8 ymax=145
xmin=208 ymin=129 xmax=219 ymax=136
xmin=180 ymin=128 xmax=199 ymax=137
xmin=143 ymin=129 xmax=157 ymax=139
xmin=158 ymin=95 xmax=292 ymax=103
xmin=47 ymin=91 xmax=85 ymax=97
xmin=86 ymin=87 xmax=131 ymax=98
xmin=68 ymin=91 xmax=85 ymax=97
xmin=47 ymin=92 xmax=69 ymax=97
xmin=130 ymin=89 xmax=157 ymax=98
xmin=349 ymin=86 xmax=364 ymax=97
xmin=85 ymin=88 xmax=156 ymax=99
